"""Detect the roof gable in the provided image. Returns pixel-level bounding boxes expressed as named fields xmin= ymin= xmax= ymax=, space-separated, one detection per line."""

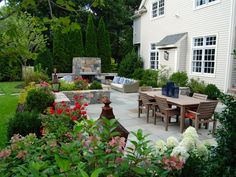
xmin=139 ymin=0 xmax=148 ymax=9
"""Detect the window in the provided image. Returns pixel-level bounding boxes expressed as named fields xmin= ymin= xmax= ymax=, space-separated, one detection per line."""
xmin=152 ymin=0 xmax=165 ymax=18
xmin=196 ymin=0 xmax=216 ymax=7
xmin=150 ymin=43 xmax=159 ymax=69
xmin=192 ymin=36 xmax=216 ymax=74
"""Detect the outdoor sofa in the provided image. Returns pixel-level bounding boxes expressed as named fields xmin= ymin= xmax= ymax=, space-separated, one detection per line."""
xmin=111 ymin=76 xmax=139 ymax=93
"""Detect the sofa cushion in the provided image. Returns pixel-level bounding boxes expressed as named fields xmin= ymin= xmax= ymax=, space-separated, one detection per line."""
xmin=111 ymin=83 xmax=123 ymax=89
xmin=118 ymin=77 xmax=125 ymax=84
xmin=123 ymin=78 xmax=132 ymax=85
xmin=112 ymin=76 xmax=120 ymax=83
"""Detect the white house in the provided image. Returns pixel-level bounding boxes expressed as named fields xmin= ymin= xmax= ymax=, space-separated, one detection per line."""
xmin=133 ymin=0 xmax=236 ymax=92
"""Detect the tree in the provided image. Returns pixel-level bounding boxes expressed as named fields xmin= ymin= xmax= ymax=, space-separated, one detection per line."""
xmin=85 ymin=14 xmax=97 ymax=57
xmin=68 ymin=28 xmax=84 ymax=57
xmin=34 ymin=48 xmax=53 ymax=76
xmin=97 ymin=17 xmax=111 ymax=72
xmin=0 ymin=13 xmax=46 ymax=67
xmin=118 ymin=49 xmax=143 ymax=78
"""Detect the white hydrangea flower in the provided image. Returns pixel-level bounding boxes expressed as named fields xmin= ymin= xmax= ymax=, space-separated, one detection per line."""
xmin=183 ymin=126 xmax=199 ymax=139
xmin=155 ymin=139 xmax=167 ymax=155
xmin=171 ymin=146 xmax=189 ymax=162
xmin=179 ymin=137 xmax=196 ymax=151
xmin=166 ymin=136 xmax=179 ymax=148
xmin=196 ymin=143 xmax=208 ymax=160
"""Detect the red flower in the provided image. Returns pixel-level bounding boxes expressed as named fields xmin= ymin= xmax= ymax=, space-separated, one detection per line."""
xmin=75 ymin=102 xmax=81 ymax=109
xmin=56 ymin=108 xmax=63 ymax=115
xmin=53 ymin=102 xmax=57 ymax=106
xmin=79 ymin=95 xmax=84 ymax=99
xmin=71 ymin=116 xmax=78 ymax=121
xmin=74 ymin=95 xmax=79 ymax=100
xmin=49 ymin=107 xmax=54 ymax=114
xmin=84 ymin=103 xmax=89 ymax=107
xmin=80 ymin=110 xmax=87 ymax=115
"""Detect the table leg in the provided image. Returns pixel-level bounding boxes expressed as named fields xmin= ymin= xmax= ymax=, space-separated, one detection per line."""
xmin=180 ymin=106 xmax=185 ymax=133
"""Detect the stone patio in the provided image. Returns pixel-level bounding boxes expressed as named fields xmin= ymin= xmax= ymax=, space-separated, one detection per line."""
xmin=87 ymin=90 xmax=225 ymax=145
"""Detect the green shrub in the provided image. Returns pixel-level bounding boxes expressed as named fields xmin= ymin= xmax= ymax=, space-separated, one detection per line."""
xmin=188 ymin=78 xmax=206 ymax=95
xmin=7 ymin=111 xmax=41 ymax=140
xmin=169 ymin=71 xmax=188 ymax=87
xmin=26 ymin=87 xmax=55 ymax=113
xmin=132 ymin=68 xmax=145 ymax=80
xmin=24 ymin=69 xmax=49 ymax=86
xmin=118 ymin=50 xmax=143 ymax=78
xmin=60 ymin=80 xmax=77 ymax=91
xmin=204 ymin=84 xmax=221 ymax=100
xmin=202 ymin=94 xmax=236 ymax=177
xmin=0 ymin=58 xmax=22 ymax=81
xmin=89 ymin=81 xmax=102 ymax=90
xmin=140 ymin=69 xmax=158 ymax=87
xmin=157 ymin=65 xmax=170 ymax=87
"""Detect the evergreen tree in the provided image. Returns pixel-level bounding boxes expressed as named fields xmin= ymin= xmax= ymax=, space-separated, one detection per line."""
xmin=85 ymin=14 xmax=98 ymax=57
xmin=68 ymin=28 xmax=84 ymax=57
xmin=97 ymin=17 xmax=111 ymax=72
xmin=34 ymin=48 xmax=53 ymax=76
xmin=53 ymin=30 xmax=70 ymax=73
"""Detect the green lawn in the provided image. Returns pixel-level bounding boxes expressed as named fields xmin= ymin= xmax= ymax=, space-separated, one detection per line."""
xmin=0 ymin=82 xmax=23 ymax=148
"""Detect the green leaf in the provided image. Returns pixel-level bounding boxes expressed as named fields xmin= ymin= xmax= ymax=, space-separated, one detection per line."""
xmin=79 ymin=168 xmax=89 ymax=177
xmin=91 ymin=168 xmax=103 ymax=177
xmin=55 ymin=155 xmax=70 ymax=171
xmin=132 ymin=167 xmax=146 ymax=175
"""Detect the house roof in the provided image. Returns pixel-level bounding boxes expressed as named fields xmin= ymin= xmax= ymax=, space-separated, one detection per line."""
xmin=156 ymin=33 xmax=187 ymax=48
xmin=139 ymin=0 xmax=147 ymax=9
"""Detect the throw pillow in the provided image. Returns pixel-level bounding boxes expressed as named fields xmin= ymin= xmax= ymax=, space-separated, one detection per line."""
xmin=112 ymin=76 xmax=120 ymax=83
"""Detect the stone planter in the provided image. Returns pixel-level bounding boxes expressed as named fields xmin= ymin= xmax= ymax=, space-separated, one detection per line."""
xmin=63 ymin=90 xmax=110 ymax=104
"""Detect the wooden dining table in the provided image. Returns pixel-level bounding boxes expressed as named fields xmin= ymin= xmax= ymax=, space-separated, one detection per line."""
xmin=141 ymin=91 xmax=210 ymax=133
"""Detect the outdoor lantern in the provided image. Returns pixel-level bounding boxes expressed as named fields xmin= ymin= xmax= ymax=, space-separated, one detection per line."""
xmin=52 ymin=68 xmax=60 ymax=92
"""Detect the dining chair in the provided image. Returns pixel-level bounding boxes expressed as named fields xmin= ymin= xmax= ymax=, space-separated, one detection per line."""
xmin=154 ymin=96 xmax=180 ymax=131
xmin=138 ymin=93 xmax=156 ymax=123
xmin=192 ymin=93 xmax=208 ymax=100
xmin=185 ymin=101 xmax=218 ymax=135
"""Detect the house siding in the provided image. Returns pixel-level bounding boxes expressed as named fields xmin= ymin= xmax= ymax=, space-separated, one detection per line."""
xmin=139 ymin=0 xmax=232 ymax=91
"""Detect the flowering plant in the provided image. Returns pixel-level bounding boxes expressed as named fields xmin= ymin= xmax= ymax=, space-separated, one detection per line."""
xmin=41 ymin=95 xmax=88 ymax=141
xmin=74 ymin=76 xmax=89 ymax=90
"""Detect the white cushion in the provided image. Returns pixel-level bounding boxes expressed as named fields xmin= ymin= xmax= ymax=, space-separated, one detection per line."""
xmin=111 ymin=83 xmax=123 ymax=88
xmin=112 ymin=76 xmax=120 ymax=83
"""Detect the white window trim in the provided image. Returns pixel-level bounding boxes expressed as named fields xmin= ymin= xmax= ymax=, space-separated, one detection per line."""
xmin=190 ymin=34 xmax=218 ymax=77
xmin=193 ymin=0 xmax=221 ymax=10
xmin=149 ymin=43 xmax=159 ymax=70
xmin=150 ymin=0 xmax=165 ymax=20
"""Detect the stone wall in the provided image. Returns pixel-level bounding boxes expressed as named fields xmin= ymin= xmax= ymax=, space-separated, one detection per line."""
xmin=73 ymin=57 xmax=101 ymax=75
xmin=63 ymin=90 xmax=110 ymax=104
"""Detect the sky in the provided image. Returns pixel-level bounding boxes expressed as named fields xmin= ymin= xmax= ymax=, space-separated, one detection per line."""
xmin=0 ymin=1 xmax=5 ymax=7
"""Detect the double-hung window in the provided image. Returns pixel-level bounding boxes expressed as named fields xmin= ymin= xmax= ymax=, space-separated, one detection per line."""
xmin=152 ymin=0 xmax=165 ymax=18
xmin=192 ymin=35 xmax=216 ymax=74
xmin=196 ymin=0 xmax=217 ymax=7
xmin=150 ymin=43 xmax=159 ymax=69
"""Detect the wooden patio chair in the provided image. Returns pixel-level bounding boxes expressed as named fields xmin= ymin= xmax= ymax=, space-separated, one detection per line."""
xmin=185 ymin=101 xmax=218 ymax=134
xmin=138 ymin=93 xmax=156 ymax=123
xmin=193 ymin=93 xmax=208 ymax=100
xmin=154 ymin=96 xmax=180 ymax=131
